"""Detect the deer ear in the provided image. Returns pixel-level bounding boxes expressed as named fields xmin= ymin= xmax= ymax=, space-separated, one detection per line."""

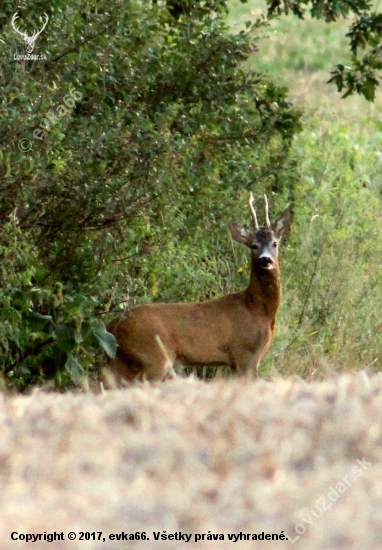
xmin=229 ymin=222 xmax=253 ymax=248
xmin=272 ymin=210 xmax=293 ymax=240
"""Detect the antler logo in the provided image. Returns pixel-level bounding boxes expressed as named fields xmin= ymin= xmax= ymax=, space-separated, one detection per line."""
xmin=11 ymin=11 xmax=48 ymax=54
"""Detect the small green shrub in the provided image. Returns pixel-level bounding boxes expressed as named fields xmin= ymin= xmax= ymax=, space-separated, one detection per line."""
xmin=0 ymin=223 xmax=116 ymax=390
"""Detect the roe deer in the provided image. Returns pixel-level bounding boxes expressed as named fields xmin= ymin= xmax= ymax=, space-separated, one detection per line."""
xmin=106 ymin=194 xmax=292 ymax=383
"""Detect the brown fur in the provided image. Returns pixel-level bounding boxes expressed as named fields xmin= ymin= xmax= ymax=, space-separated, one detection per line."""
xmin=106 ymin=198 xmax=292 ymax=384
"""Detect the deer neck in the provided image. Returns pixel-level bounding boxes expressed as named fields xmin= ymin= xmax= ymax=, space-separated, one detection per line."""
xmin=245 ymin=262 xmax=281 ymax=319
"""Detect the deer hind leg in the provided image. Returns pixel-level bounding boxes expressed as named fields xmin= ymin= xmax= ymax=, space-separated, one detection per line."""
xmin=103 ymin=353 xmax=139 ymax=387
xmin=127 ymin=332 xmax=176 ymax=382
xmin=104 ymin=351 xmax=174 ymax=386
xmin=140 ymin=355 xmax=176 ymax=382
xmin=113 ymin=335 xmax=176 ymax=384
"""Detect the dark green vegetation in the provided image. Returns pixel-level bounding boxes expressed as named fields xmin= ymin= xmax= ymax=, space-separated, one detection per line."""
xmin=1 ymin=0 xmax=381 ymax=390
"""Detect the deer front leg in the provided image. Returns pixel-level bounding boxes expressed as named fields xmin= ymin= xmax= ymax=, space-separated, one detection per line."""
xmin=233 ymin=329 xmax=271 ymax=378
xmin=232 ymin=350 xmax=259 ymax=378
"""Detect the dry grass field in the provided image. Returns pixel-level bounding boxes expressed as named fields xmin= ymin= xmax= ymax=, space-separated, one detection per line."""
xmin=1 ymin=373 xmax=382 ymax=549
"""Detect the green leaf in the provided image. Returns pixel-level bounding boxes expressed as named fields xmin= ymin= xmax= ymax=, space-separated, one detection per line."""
xmin=13 ymin=292 xmax=31 ymax=313
xmin=65 ymin=353 xmax=84 ymax=381
xmin=65 ymin=294 xmax=88 ymax=315
xmin=56 ymin=325 xmax=76 ymax=352
xmin=25 ymin=312 xmax=52 ymax=332
xmin=363 ymin=78 xmax=377 ymax=102
xmin=92 ymin=321 xmax=117 ymax=358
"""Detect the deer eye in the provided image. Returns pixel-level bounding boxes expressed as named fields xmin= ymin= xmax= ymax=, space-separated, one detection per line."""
xmin=252 ymin=243 xmax=260 ymax=250
xmin=272 ymin=241 xmax=278 ymax=248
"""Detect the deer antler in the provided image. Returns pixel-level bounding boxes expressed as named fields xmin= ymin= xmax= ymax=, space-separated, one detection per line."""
xmin=33 ymin=13 xmax=49 ymax=39
xmin=249 ymin=192 xmax=259 ymax=229
xmin=11 ymin=11 xmax=25 ymax=37
xmin=264 ymin=194 xmax=271 ymax=227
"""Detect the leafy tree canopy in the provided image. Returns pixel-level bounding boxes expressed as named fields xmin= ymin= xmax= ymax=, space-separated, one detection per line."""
xmin=261 ymin=0 xmax=382 ymax=100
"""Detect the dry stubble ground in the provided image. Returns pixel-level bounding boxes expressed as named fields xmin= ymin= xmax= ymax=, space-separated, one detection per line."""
xmin=1 ymin=372 xmax=382 ymax=549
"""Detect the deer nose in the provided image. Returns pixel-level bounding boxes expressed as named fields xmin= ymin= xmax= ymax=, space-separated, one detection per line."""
xmin=259 ymin=256 xmax=273 ymax=268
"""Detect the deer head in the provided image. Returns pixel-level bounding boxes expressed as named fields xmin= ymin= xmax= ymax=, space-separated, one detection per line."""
xmin=229 ymin=193 xmax=292 ymax=272
xmin=11 ymin=11 xmax=48 ymax=54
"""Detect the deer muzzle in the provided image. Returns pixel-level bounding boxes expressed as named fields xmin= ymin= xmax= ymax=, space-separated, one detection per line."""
xmin=259 ymin=254 xmax=274 ymax=269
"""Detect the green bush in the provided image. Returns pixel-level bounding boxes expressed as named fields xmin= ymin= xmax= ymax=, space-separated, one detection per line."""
xmin=0 ymin=223 xmax=116 ymax=390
